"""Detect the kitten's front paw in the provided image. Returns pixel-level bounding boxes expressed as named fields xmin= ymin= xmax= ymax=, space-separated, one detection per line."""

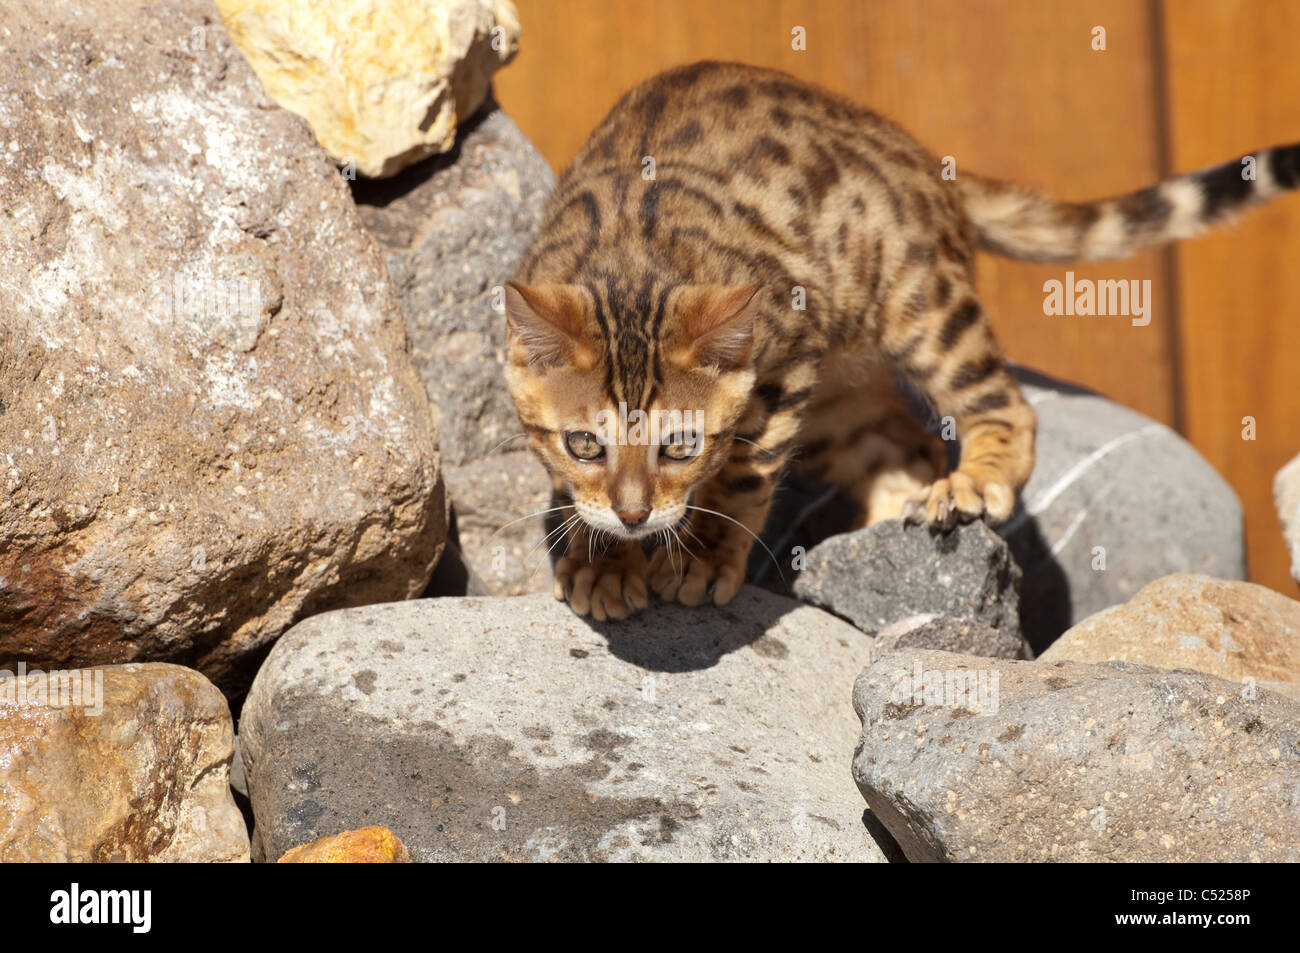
xmin=903 ymin=466 xmax=1016 ymax=529
xmin=554 ymin=545 xmax=648 ymax=621
xmin=648 ymin=548 xmax=745 ymax=607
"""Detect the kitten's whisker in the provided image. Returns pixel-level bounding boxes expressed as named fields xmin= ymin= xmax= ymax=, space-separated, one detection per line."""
xmin=680 ymin=523 xmax=704 ymax=555
xmin=732 ymin=436 xmax=782 ymax=457
xmin=686 ymin=504 xmax=786 ymax=585
xmin=525 ymin=511 xmax=579 ymax=559
xmin=527 ymin=513 xmax=581 ymax=579
xmin=485 ymin=503 xmax=575 ymax=550
xmin=484 ymin=432 xmax=529 ymax=456
xmin=524 ymin=512 xmax=580 ymax=570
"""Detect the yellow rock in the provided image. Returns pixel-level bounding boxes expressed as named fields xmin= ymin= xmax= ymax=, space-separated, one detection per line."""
xmin=217 ymin=0 xmax=520 ymax=178
xmin=277 ymin=826 xmax=412 ymax=863
xmin=0 ymin=663 xmax=249 ymax=863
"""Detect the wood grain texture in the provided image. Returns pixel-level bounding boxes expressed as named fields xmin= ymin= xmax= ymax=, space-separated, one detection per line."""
xmin=1163 ymin=0 xmax=1300 ymax=595
xmin=494 ymin=0 xmax=1299 ymax=594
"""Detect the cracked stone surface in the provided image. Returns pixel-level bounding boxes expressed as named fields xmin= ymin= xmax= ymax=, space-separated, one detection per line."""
xmin=240 ymin=588 xmax=895 ymax=862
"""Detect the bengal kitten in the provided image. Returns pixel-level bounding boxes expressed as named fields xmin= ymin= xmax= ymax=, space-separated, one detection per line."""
xmin=504 ymin=61 xmax=1300 ymax=621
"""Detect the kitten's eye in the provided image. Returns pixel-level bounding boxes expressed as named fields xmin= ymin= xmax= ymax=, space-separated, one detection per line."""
xmin=660 ymin=433 xmax=699 ymax=461
xmin=565 ymin=431 xmax=605 ymax=461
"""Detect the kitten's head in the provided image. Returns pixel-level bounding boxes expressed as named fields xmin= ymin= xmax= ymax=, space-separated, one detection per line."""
xmin=503 ymin=282 xmax=762 ymax=541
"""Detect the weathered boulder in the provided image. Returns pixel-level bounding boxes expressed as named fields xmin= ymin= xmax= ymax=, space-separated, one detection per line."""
xmin=1040 ymin=574 xmax=1300 ymax=688
xmin=217 ymin=0 xmax=521 ymax=178
xmin=1002 ymin=369 xmax=1246 ymax=651
xmin=1276 ymin=453 xmax=1300 ymax=586
xmin=241 ymin=588 xmax=894 ymax=862
xmin=352 ymin=105 xmax=556 ymax=594
xmin=793 ymin=520 xmax=1023 ymax=654
xmin=0 ymin=0 xmax=446 ymax=690
xmin=853 ymin=649 xmax=1300 ymax=862
xmin=278 ymin=826 xmax=411 ymax=863
xmin=0 ymin=662 xmax=248 ymax=862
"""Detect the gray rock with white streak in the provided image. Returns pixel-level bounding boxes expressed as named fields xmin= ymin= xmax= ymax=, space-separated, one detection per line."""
xmin=1002 ymin=369 xmax=1246 ymax=652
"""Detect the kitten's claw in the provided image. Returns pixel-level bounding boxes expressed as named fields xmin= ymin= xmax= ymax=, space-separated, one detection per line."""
xmin=648 ymin=548 xmax=744 ymax=607
xmin=906 ymin=467 xmax=1015 ymax=529
xmin=554 ymin=546 xmax=648 ymax=621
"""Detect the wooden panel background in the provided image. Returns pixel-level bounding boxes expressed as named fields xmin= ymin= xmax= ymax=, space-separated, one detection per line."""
xmin=495 ymin=0 xmax=1300 ymax=595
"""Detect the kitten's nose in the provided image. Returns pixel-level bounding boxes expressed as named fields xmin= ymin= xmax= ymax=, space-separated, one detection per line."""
xmin=615 ymin=509 xmax=648 ymax=529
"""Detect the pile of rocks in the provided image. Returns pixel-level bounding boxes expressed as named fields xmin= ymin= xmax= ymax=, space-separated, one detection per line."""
xmin=2 ymin=0 xmax=1298 ymax=864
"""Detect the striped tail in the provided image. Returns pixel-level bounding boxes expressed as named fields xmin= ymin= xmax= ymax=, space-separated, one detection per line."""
xmin=958 ymin=143 xmax=1300 ymax=263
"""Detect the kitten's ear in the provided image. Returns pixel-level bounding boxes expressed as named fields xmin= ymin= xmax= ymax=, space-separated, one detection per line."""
xmin=670 ymin=284 xmax=763 ymax=371
xmin=504 ymin=283 xmax=595 ymax=370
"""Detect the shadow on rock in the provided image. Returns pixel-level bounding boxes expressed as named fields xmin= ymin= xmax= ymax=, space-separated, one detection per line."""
xmin=588 ymin=588 xmax=804 ymax=674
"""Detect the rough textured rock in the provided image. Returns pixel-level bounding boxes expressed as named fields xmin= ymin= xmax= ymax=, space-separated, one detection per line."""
xmin=793 ymin=520 xmax=1022 ymax=648
xmin=352 ymin=105 xmax=556 ymax=594
xmin=853 ymin=649 xmax=1300 ymax=862
xmin=0 ymin=0 xmax=446 ymax=689
xmin=1276 ymin=453 xmax=1300 ymax=586
xmin=353 ymin=107 xmax=553 ymax=466
xmin=278 ymin=826 xmax=411 ymax=863
xmin=241 ymin=588 xmax=893 ymax=862
xmin=217 ymin=0 xmax=520 ymax=178
xmin=1002 ymin=369 xmax=1246 ymax=652
xmin=874 ymin=613 xmax=1029 ymax=660
xmin=436 ymin=450 xmax=554 ymax=596
xmin=0 ymin=662 xmax=248 ymax=862
xmin=1040 ymin=573 xmax=1300 ymax=687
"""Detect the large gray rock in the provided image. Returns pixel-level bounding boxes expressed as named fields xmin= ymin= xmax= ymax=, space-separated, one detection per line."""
xmin=1276 ymin=453 xmax=1300 ymax=586
xmin=853 ymin=649 xmax=1300 ymax=862
xmin=793 ymin=520 xmax=1024 ymax=658
xmin=241 ymin=588 xmax=894 ymax=862
xmin=353 ymin=104 xmax=554 ymax=467
xmin=0 ymin=0 xmax=445 ymax=691
xmin=1002 ymin=369 xmax=1246 ymax=651
xmin=353 ymin=104 xmax=555 ymax=596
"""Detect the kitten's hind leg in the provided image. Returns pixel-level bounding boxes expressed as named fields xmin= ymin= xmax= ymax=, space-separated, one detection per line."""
xmin=879 ymin=283 xmax=1036 ymax=528
xmin=792 ymin=365 xmax=947 ymax=528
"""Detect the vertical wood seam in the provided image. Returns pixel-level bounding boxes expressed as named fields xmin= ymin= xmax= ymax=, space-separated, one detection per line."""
xmin=1148 ymin=0 xmax=1187 ymax=435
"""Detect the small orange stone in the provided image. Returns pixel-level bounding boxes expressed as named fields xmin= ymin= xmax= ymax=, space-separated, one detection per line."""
xmin=276 ymin=826 xmax=411 ymax=863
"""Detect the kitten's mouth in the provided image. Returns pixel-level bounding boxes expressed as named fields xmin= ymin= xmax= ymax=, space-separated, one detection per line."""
xmin=574 ymin=502 xmax=689 ymax=542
